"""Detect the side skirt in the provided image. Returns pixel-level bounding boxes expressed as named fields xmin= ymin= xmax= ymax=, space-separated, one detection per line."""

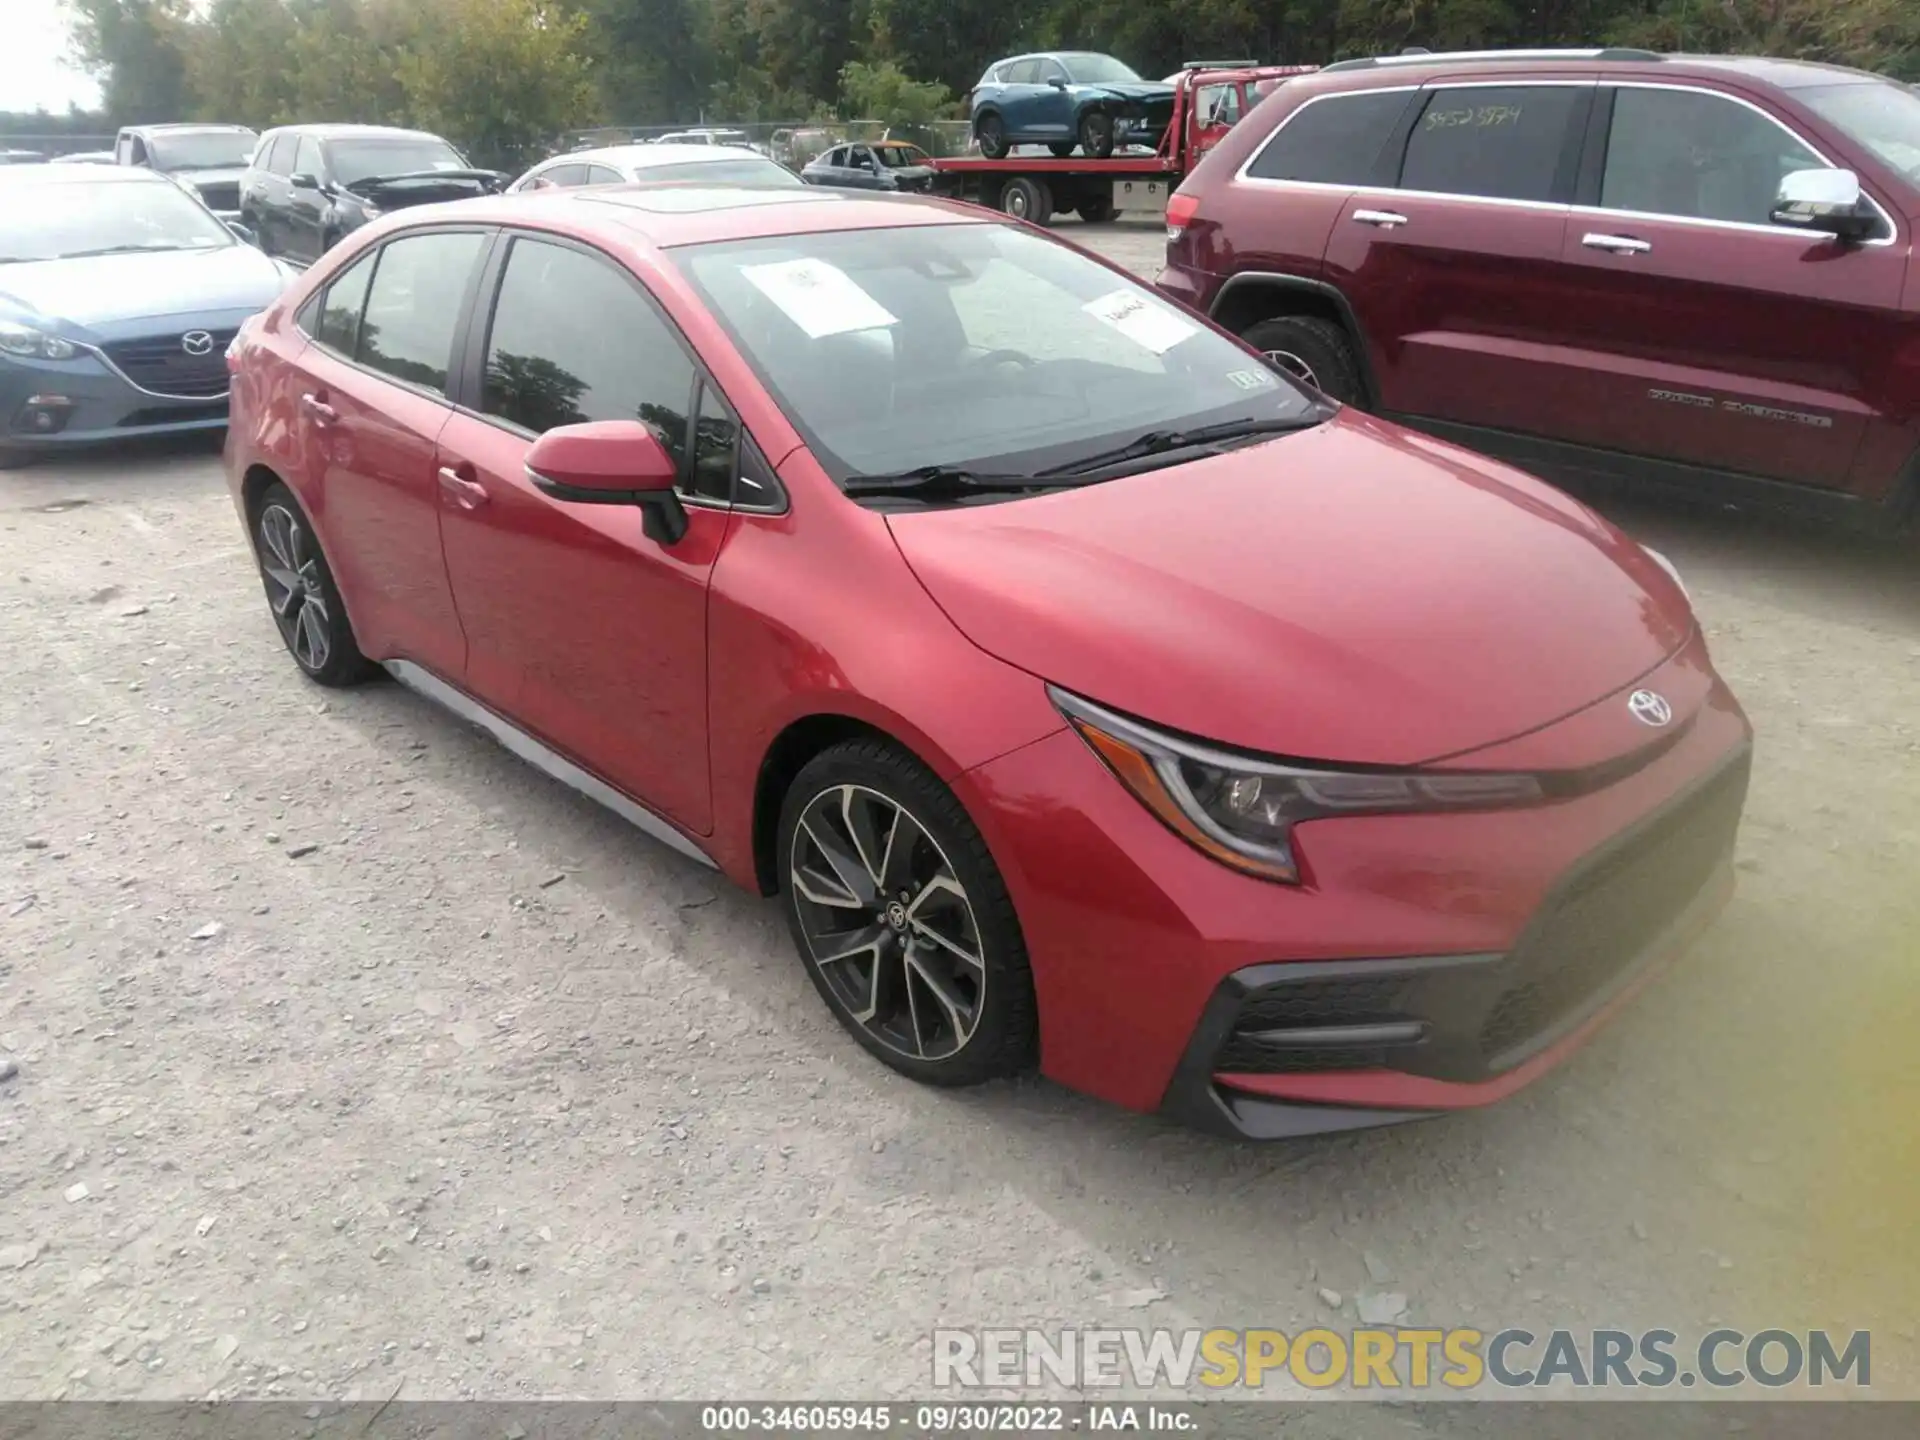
xmin=383 ymin=659 xmax=718 ymax=870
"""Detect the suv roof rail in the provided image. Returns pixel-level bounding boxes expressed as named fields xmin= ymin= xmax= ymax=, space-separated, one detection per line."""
xmin=1181 ymin=59 xmax=1261 ymax=70
xmin=1320 ymin=46 xmax=1664 ymax=72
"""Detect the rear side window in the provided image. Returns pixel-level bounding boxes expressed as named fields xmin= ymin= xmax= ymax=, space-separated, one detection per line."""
xmin=264 ymin=135 xmax=294 ymax=174
xmin=1246 ymin=90 xmax=1410 ymax=185
xmin=586 ymin=165 xmax=624 ymax=185
xmin=313 ymin=251 xmax=376 ymax=352
xmin=356 ymin=231 xmax=486 ymax=394
xmin=1601 ymin=87 xmax=1823 ymax=227
xmin=538 ymin=163 xmax=589 ymax=188
xmin=1400 ymin=86 xmax=1582 ymax=202
xmin=479 ymin=237 xmax=695 ymax=478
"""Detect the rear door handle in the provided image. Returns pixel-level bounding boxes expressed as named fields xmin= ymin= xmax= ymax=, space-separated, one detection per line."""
xmin=300 ymin=392 xmax=337 ymax=424
xmin=1352 ymin=209 xmax=1408 ymax=228
xmin=1582 ymin=232 xmax=1652 ymax=255
xmin=437 ymin=465 xmax=490 ymax=510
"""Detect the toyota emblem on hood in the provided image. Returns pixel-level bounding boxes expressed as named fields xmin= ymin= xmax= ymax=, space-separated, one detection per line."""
xmin=181 ymin=330 xmax=215 ymax=356
xmin=1628 ymin=689 xmax=1673 ymax=727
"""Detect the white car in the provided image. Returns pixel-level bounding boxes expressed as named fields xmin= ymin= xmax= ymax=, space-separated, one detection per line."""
xmin=506 ymin=143 xmax=801 ymax=193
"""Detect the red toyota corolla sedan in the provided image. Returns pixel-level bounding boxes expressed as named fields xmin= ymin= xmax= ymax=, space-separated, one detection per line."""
xmin=223 ymin=184 xmax=1751 ymax=1138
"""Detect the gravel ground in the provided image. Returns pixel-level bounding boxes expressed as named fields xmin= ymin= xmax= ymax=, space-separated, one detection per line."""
xmin=1 ymin=220 xmax=1916 ymax=1407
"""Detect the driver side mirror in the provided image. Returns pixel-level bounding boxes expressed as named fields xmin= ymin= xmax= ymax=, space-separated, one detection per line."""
xmin=290 ymin=171 xmax=321 ymax=191
xmin=225 ymin=220 xmax=257 ymax=246
xmin=1047 ymin=76 xmax=1068 ymax=90
xmin=525 ymin=420 xmax=688 ymax=545
xmin=1771 ymin=168 xmax=1876 ymax=241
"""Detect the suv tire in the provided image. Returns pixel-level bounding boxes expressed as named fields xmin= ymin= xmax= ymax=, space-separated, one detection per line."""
xmin=976 ymin=113 xmax=1010 ymax=160
xmin=1240 ymin=316 xmax=1365 ymax=407
xmin=1078 ymin=109 xmax=1115 ymax=159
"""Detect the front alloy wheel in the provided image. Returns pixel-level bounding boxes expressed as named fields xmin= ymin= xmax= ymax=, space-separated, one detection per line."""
xmin=779 ymin=740 xmax=1036 ymax=1086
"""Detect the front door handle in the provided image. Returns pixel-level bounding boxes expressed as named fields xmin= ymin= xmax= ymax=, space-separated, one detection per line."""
xmin=1582 ymin=232 xmax=1652 ymax=255
xmin=437 ymin=465 xmax=490 ymax=510
xmin=1352 ymin=209 xmax=1408 ymax=228
xmin=300 ymin=392 xmax=337 ymax=424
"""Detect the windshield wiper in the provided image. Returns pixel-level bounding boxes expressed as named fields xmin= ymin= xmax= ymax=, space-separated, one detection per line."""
xmin=843 ymin=465 xmax=1077 ymax=500
xmin=1035 ymin=413 xmax=1329 ymax=479
xmin=56 ymin=242 xmax=214 ymax=259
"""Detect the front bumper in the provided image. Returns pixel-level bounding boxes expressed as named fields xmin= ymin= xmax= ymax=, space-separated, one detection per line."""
xmin=959 ymin=638 xmax=1752 ymax=1136
xmin=0 ymin=349 xmax=228 ymax=454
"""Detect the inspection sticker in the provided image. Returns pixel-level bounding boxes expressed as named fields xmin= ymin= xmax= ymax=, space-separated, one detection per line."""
xmin=741 ymin=258 xmax=898 ymax=339
xmin=1082 ymin=289 xmax=1197 ymax=355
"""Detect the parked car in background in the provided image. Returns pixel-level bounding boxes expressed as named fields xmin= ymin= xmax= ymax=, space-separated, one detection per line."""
xmin=800 ymin=141 xmax=940 ymax=192
xmin=969 ymin=51 xmax=1174 ymax=159
xmin=51 ymin=150 xmax=117 ymax=166
xmin=114 ymin=123 xmax=258 ymax=224
xmin=225 ymin=182 xmax=1747 ymax=1137
xmin=770 ymin=126 xmax=838 ymax=169
xmin=241 ymin=124 xmax=505 ymax=268
xmin=1159 ymin=48 xmax=1920 ymax=532
xmin=654 ymin=128 xmax=765 ymax=155
xmin=0 ymin=148 xmax=47 ymax=165
xmin=0 ymin=166 xmax=290 ymax=468
xmin=508 ymin=143 xmax=802 ymax=193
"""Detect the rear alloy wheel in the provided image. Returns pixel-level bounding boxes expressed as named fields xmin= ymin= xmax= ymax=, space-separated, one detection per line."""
xmin=779 ymin=740 xmax=1036 ymax=1087
xmin=1078 ymin=109 xmax=1115 ymax=159
xmin=976 ymin=113 xmax=1010 ymax=160
xmin=252 ymin=482 xmax=376 ymax=686
xmin=1000 ymin=175 xmax=1053 ymax=224
xmin=1238 ymin=315 xmax=1366 ymax=407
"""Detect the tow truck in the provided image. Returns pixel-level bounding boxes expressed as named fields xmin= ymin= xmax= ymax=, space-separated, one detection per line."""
xmin=928 ymin=62 xmax=1318 ymax=225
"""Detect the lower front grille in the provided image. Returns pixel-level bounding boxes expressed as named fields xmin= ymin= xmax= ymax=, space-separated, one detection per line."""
xmin=1479 ymin=750 xmax=1750 ymax=1063
xmin=103 ymin=329 xmax=236 ymax=398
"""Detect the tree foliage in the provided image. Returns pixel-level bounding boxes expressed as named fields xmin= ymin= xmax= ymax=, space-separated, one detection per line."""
xmin=63 ymin=0 xmax=1920 ymax=154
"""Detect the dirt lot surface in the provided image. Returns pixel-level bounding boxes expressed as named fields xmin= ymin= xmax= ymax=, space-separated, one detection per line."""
xmin=1 ymin=220 xmax=1916 ymax=1408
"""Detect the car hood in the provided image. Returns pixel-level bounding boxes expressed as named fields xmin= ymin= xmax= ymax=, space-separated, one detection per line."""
xmin=168 ymin=165 xmax=250 ymax=187
xmin=0 ymin=246 xmax=289 ymax=334
xmin=1079 ymin=81 xmax=1175 ymax=103
xmin=884 ymin=413 xmax=1693 ymax=767
xmin=339 ymin=169 xmax=504 ymax=207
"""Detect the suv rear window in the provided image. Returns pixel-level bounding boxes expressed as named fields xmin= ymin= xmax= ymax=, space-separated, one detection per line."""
xmin=1400 ymin=85 xmax=1582 ymax=202
xmin=1246 ymin=90 xmax=1410 ymax=186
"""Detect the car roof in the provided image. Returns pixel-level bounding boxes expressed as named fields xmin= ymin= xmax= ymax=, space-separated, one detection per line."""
xmin=380 ymin=185 xmax=989 ymax=251
xmin=263 ymin=124 xmax=449 ymax=142
xmin=124 ymin=122 xmax=257 ymax=134
xmin=1310 ymin=47 xmax=1885 ymax=90
xmin=551 ymin=143 xmax=764 ymax=168
xmin=0 ymin=163 xmax=174 ymax=187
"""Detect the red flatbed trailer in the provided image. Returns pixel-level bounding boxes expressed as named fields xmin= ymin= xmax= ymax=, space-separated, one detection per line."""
xmin=929 ymin=63 xmax=1317 ymax=225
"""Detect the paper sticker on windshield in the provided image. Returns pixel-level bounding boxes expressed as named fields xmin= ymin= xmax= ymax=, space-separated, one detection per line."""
xmin=1082 ymin=289 xmax=1197 ymax=355
xmin=742 ymin=258 xmax=897 ymax=339
xmin=1226 ymin=369 xmax=1277 ymax=391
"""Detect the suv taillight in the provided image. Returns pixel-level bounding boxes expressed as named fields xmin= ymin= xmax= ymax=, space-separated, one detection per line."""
xmin=1166 ymin=191 xmax=1199 ymax=243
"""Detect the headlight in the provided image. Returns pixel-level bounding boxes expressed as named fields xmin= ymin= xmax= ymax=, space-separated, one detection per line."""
xmin=1052 ymin=688 xmax=1544 ymax=885
xmin=1641 ymin=545 xmax=1689 ymax=603
xmin=0 ymin=321 xmax=78 ymax=361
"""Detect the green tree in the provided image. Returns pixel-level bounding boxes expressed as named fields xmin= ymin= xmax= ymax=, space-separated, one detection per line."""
xmin=838 ymin=58 xmax=953 ymax=124
xmin=66 ymin=0 xmax=193 ymax=121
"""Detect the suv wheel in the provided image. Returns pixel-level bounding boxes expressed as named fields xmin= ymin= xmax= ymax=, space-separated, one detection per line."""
xmin=1078 ymin=109 xmax=1115 ymax=159
xmin=976 ymin=113 xmax=1010 ymax=160
xmin=777 ymin=740 xmax=1037 ymax=1087
xmin=1240 ymin=316 xmax=1365 ymax=407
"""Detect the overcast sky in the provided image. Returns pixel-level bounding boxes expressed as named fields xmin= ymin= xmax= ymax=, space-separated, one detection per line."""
xmin=15 ymin=0 xmax=102 ymax=113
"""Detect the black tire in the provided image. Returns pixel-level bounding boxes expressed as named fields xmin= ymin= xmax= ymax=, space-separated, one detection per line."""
xmin=1078 ymin=108 xmax=1115 ymax=159
xmin=1047 ymin=142 xmax=1076 ymax=159
xmin=777 ymin=738 xmax=1038 ymax=1087
xmin=250 ymin=481 xmax=377 ymax=687
xmin=976 ymin=113 xmax=1010 ymax=160
xmin=1000 ymin=175 xmax=1052 ymax=225
xmin=1239 ymin=315 xmax=1366 ymax=407
xmin=1077 ymin=194 xmax=1117 ymax=224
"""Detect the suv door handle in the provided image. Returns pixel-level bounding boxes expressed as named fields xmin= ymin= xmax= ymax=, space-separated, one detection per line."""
xmin=1582 ymin=232 xmax=1652 ymax=255
xmin=300 ymin=392 xmax=337 ymax=424
xmin=1352 ymin=209 xmax=1408 ymax=228
xmin=437 ymin=465 xmax=490 ymax=510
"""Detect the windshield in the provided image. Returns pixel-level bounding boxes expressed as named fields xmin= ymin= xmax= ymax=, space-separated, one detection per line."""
xmin=327 ymin=138 xmax=466 ymax=184
xmin=0 ymin=177 xmax=233 ymax=262
xmin=671 ymin=222 xmax=1318 ymax=489
xmin=1797 ymin=80 xmax=1920 ymax=179
xmin=639 ymin=157 xmax=802 ymax=186
xmin=1063 ymin=54 xmax=1143 ymax=85
xmin=875 ymin=146 xmax=929 ymax=168
xmin=147 ymin=130 xmax=256 ymax=171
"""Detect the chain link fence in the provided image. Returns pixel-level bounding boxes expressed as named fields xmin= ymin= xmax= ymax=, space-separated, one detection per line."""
xmin=555 ymin=119 xmax=979 ymax=169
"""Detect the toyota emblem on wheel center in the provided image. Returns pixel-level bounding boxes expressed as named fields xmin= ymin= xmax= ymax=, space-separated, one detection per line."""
xmin=1628 ymin=689 xmax=1673 ymax=727
xmin=181 ymin=330 xmax=214 ymax=356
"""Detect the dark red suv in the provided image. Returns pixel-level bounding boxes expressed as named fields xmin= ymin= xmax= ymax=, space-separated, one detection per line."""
xmin=1157 ymin=48 xmax=1920 ymax=530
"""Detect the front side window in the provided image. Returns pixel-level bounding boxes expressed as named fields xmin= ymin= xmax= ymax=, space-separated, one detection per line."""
xmin=262 ymin=135 xmax=293 ymax=174
xmin=1602 ymin=88 xmax=1823 ymax=227
xmin=292 ymin=137 xmax=322 ymax=180
xmin=355 ymin=231 xmax=485 ymax=394
xmin=1036 ymin=60 xmax=1069 ymax=85
xmin=1400 ymin=85 xmax=1582 ymax=202
xmin=1246 ymin=90 xmax=1411 ymax=186
xmin=480 ymin=237 xmax=695 ymax=478
xmin=1197 ymin=86 xmax=1242 ymax=128
xmin=671 ymin=221 xmax=1321 ymax=486
xmin=314 ymin=251 xmax=376 ymax=353
xmin=1060 ymin=54 xmax=1142 ymax=85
